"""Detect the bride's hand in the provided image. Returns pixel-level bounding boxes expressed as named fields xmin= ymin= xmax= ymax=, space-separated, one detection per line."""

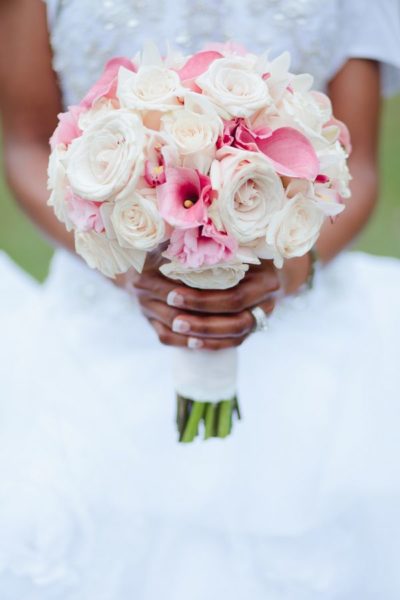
xmin=118 ymin=252 xmax=312 ymax=350
xmin=131 ymin=259 xmax=278 ymax=350
xmin=125 ymin=253 xmax=311 ymax=350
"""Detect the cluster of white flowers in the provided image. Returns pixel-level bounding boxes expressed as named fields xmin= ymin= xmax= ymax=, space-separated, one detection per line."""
xmin=48 ymin=42 xmax=351 ymax=290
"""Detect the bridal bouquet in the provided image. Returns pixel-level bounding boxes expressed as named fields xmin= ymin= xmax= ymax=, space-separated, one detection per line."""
xmin=48 ymin=42 xmax=351 ymax=442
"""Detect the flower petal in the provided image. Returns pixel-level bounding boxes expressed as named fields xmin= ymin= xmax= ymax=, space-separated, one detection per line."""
xmin=80 ymin=57 xmax=136 ymax=109
xmin=256 ymin=127 xmax=320 ymax=180
xmin=176 ymin=51 xmax=223 ymax=81
xmin=157 ymin=166 xmax=208 ymax=228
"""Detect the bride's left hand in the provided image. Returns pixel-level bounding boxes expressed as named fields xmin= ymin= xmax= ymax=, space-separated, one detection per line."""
xmin=129 ymin=254 xmax=311 ymax=350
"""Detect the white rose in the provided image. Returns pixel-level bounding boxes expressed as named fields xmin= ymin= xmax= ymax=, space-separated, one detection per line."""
xmin=318 ymin=142 xmax=352 ymax=198
xmin=266 ymin=194 xmax=325 ymax=268
xmin=47 ymin=146 xmax=74 ymax=230
xmin=117 ymin=65 xmax=182 ymax=112
xmin=78 ymin=97 xmax=118 ymax=130
xmin=75 ymin=231 xmax=146 ymax=278
xmin=211 ymin=149 xmax=285 ymax=245
xmin=110 ymin=189 xmax=165 ymax=252
xmin=264 ymin=85 xmax=331 ymax=149
xmin=161 ymin=94 xmax=223 ymax=172
xmin=65 ymin=110 xmax=145 ymax=202
xmin=160 ymin=260 xmax=249 ymax=290
xmin=196 ymin=56 xmax=272 ymax=118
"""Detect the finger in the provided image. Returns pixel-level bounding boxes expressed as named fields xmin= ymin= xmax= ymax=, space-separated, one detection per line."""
xmin=140 ymin=297 xmax=180 ymax=329
xmin=246 ymin=298 xmax=276 ymax=333
xmin=173 ymin=310 xmax=255 ymax=339
xmin=132 ymin=271 xmax=178 ymax=301
xmin=165 ymin=271 xmax=280 ymax=314
xmin=142 ymin=298 xmax=254 ymax=338
xmin=149 ymin=319 xmax=248 ymax=351
xmin=141 ymin=292 xmax=275 ymax=339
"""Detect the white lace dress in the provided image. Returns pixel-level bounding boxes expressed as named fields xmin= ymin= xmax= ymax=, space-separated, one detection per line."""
xmin=1 ymin=1 xmax=400 ymax=598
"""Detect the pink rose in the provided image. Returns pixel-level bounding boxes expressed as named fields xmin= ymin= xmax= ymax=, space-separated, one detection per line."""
xmin=66 ymin=191 xmax=104 ymax=233
xmin=80 ymin=57 xmax=136 ymax=109
xmin=157 ymin=166 xmax=213 ymax=229
xmin=165 ymin=221 xmax=237 ymax=268
xmin=217 ymin=118 xmax=272 ymax=151
xmin=50 ymin=105 xmax=84 ymax=150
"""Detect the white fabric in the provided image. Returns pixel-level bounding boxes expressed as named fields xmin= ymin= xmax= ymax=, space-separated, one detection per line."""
xmin=174 ymin=347 xmax=238 ymax=401
xmin=1 ymin=1 xmax=400 ymax=597
xmin=1 ymin=249 xmax=400 ymax=599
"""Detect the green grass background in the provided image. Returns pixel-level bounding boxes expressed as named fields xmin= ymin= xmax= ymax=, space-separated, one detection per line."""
xmin=0 ymin=97 xmax=399 ymax=282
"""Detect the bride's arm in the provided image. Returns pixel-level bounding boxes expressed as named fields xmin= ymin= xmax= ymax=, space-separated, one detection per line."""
xmin=320 ymin=58 xmax=381 ymax=261
xmin=0 ymin=0 xmax=74 ymax=251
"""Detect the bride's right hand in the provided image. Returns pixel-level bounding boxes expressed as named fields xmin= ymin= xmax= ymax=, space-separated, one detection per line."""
xmin=122 ymin=252 xmax=281 ymax=351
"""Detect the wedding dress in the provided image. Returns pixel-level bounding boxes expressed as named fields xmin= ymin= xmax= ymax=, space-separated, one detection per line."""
xmin=1 ymin=1 xmax=400 ymax=598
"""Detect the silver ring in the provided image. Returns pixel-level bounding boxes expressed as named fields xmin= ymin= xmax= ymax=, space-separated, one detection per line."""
xmin=250 ymin=306 xmax=269 ymax=333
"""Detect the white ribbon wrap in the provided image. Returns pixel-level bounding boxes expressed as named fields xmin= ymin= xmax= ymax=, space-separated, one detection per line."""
xmin=173 ymin=347 xmax=238 ymax=402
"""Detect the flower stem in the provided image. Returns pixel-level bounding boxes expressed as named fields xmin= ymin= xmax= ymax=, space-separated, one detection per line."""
xmin=217 ymin=400 xmax=233 ymax=438
xmin=180 ymin=401 xmax=205 ymax=443
xmin=176 ymin=395 xmax=242 ymax=442
xmin=204 ymin=403 xmax=217 ymax=439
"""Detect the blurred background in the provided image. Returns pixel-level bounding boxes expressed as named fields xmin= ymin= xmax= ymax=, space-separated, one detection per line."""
xmin=0 ymin=96 xmax=399 ymax=281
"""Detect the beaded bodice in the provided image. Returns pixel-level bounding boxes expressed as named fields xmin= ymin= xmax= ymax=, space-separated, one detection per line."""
xmin=45 ymin=0 xmax=358 ymax=107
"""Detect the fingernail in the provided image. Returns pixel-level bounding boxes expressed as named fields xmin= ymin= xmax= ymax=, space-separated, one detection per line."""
xmin=172 ymin=318 xmax=190 ymax=334
xmin=187 ymin=337 xmax=203 ymax=350
xmin=167 ymin=291 xmax=184 ymax=307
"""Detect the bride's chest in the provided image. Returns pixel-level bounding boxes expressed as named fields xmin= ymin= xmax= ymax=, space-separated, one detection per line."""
xmin=46 ymin=0 xmax=351 ymax=105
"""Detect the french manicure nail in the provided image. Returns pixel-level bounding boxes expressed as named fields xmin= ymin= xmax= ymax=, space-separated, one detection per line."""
xmin=172 ymin=318 xmax=190 ymax=334
xmin=167 ymin=291 xmax=184 ymax=307
xmin=187 ymin=337 xmax=203 ymax=350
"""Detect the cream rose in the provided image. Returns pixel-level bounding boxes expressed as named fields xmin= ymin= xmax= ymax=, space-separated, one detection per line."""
xmin=318 ymin=142 xmax=352 ymax=198
xmin=266 ymin=194 xmax=325 ymax=268
xmin=210 ymin=149 xmax=285 ymax=245
xmin=110 ymin=189 xmax=165 ymax=252
xmin=78 ymin=98 xmax=119 ymax=130
xmin=47 ymin=146 xmax=74 ymax=230
xmin=196 ymin=56 xmax=272 ymax=118
xmin=75 ymin=231 xmax=146 ymax=278
xmin=65 ymin=110 xmax=145 ymax=202
xmin=161 ymin=95 xmax=223 ymax=172
xmin=117 ymin=65 xmax=182 ymax=112
xmin=160 ymin=260 xmax=249 ymax=290
xmin=264 ymin=85 xmax=332 ymax=149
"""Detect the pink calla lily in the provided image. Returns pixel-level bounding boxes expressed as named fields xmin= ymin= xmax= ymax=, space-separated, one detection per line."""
xmin=80 ymin=57 xmax=136 ymax=109
xmin=176 ymin=51 xmax=223 ymax=92
xmin=157 ymin=166 xmax=213 ymax=229
xmin=255 ymin=127 xmax=320 ymax=180
xmin=219 ymin=119 xmax=320 ymax=180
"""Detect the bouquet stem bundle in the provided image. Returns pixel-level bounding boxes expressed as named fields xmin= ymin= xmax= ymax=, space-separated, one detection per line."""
xmin=176 ymin=394 xmax=241 ymax=442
